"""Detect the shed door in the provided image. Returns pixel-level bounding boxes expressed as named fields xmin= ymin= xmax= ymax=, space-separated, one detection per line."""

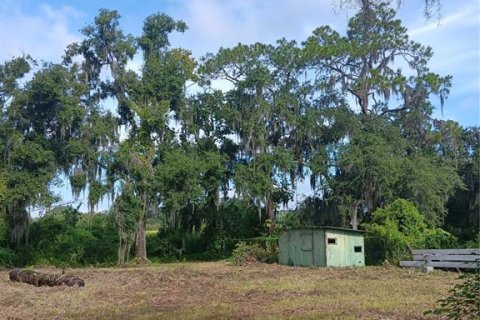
xmin=326 ymin=232 xmax=345 ymax=267
xmin=299 ymin=231 xmax=313 ymax=266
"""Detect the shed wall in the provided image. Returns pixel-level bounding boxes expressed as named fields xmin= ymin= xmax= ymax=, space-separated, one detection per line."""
xmin=279 ymin=229 xmax=364 ymax=267
xmin=345 ymin=233 xmax=365 ymax=266
xmin=325 ymin=230 xmax=346 ymax=267
xmin=313 ymin=230 xmax=326 ymax=266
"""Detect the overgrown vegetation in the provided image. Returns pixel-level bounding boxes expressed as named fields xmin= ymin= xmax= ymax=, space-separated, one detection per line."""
xmin=364 ymin=199 xmax=458 ymax=265
xmin=0 ymin=1 xmax=478 ymax=268
xmin=426 ymin=272 xmax=480 ymax=320
xmin=230 ymin=241 xmax=278 ymax=266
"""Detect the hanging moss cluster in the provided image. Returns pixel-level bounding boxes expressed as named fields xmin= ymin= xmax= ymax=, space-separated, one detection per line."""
xmin=88 ymin=180 xmax=107 ymax=207
xmin=69 ymin=169 xmax=87 ymax=198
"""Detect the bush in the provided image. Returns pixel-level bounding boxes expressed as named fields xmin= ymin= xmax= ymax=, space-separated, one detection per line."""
xmin=26 ymin=209 xmax=117 ymax=267
xmin=425 ymin=228 xmax=459 ymax=249
xmin=364 ymin=199 xmax=427 ymax=265
xmin=230 ymin=242 xmax=274 ymax=266
xmin=0 ymin=247 xmax=16 ymax=267
xmin=148 ymin=229 xmax=214 ymax=261
xmin=364 ymin=199 xmax=462 ymax=265
xmin=0 ymin=211 xmax=8 ymax=246
xmin=218 ymin=200 xmax=263 ymax=239
xmin=464 ymin=233 xmax=480 ymax=249
xmin=425 ymin=273 xmax=480 ymax=319
xmin=204 ymin=228 xmax=230 ymax=254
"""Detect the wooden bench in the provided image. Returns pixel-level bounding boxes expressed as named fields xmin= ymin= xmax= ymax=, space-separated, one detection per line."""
xmin=400 ymin=249 xmax=480 ymax=270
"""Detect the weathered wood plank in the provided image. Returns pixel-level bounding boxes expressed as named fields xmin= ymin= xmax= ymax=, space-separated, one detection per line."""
xmin=412 ymin=249 xmax=480 ymax=255
xmin=400 ymin=261 xmax=424 ymax=267
xmin=400 ymin=260 xmax=480 ymax=269
xmin=412 ymin=254 xmax=480 ymax=262
xmin=433 ymin=261 xmax=480 ymax=268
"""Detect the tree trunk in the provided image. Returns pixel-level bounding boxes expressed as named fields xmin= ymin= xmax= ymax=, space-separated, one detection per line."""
xmin=349 ymin=200 xmax=361 ymax=230
xmin=135 ymin=218 xmax=147 ymax=263
xmin=350 ymin=212 xmax=358 ymax=230
xmin=88 ymin=202 xmax=94 ymax=229
xmin=256 ymin=199 xmax=262 ymax=225
xmin=126 ymin=240 xmax=132 ymax=263
xmin=266 ymin=193 xmax=276 ymax=234
xmin=135 ymin=192 xmax=148 ymax=263
xmin=118 ymin=236 xmax=126 ymax=265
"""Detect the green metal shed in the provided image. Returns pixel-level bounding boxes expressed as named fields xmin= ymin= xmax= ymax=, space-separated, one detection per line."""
xmin=279 ymin=227 xmax=365 ymax=267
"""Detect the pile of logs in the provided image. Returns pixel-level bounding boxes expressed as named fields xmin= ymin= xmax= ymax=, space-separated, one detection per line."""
xmin=9 ymin=269 xmax=85 ymax=287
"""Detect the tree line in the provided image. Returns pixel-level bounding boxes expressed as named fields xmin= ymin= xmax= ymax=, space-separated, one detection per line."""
xmin=0 ymin=2 xmax=478 ymax=266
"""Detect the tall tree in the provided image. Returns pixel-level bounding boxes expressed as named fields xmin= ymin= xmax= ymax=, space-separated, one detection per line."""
xmin=111 ymin=13 xmax=193 ymax=262
xmin=303 ymin=3 xmax=458 ymax=229
xmin=304 ymin=2 xmax=450 ymax=117
xmin=0 ymin=60 xmax=94 ymax=245
xmin=63 ymin=9 xmax=134 ymax=224
xmin=199 ymin=40 xmax=310 ymax=233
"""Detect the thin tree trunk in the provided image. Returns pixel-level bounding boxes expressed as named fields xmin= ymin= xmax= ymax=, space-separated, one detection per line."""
xmin=266 ymin=192 xmax=275 ymax=234
xmin=135 ymin=192 xmax=148 ymax=263
xmin=118 ymin=236 xmax=126 ymax=265
xmin=126 ymin=241 xmax=132 ymax=263
xmin=256 ymin=199 xmax=262 ymax=224
xmin=135 ymin=219 xmax=147 ymax=263
xmin=88 ymin=202 xmax=94 ymax=229
xmin=349 ymin=200 xmax=361 ymax=230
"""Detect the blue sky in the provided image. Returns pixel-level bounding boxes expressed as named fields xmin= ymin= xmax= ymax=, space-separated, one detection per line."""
xmin=1 ymin=0 xmax=478 ymax=212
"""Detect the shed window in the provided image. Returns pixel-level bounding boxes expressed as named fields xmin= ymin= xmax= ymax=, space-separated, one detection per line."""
xmin=354 ymin=246 xmax=362 ymax=253
xmin=327 ymin=238 xmax=337 ymax=245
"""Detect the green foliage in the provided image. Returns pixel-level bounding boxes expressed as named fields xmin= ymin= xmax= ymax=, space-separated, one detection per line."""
xmin=0 ymin=211 xmax=8 ymax=246
xmin=147 ymin=229 xmax=207 ymax=261
xmin=424 ymin=228 xmax=458 ymax=249
xmin=277 ymin=201 xmax=343 ymax=231
xmin=425 ymin=273 xmax=480 ymax=320
xmin=26 ymin=208 xmax=117 ymax=267
xmin=113 ymin=187 xmax=141 ymax=237
xmin=364 ymin=199 xmax=433 ymax=265
xmin=219 ymin=200 xmax=263 ymax=239
xmin=0 ymin=4 xmax=475 ymax=268
xmin=0 ymin=247 xmax=16 ymax=267
xmin=230 ymin=242 xmax=271 ymax=266
xmin=399 ymin=155 xmax=464 ymax=227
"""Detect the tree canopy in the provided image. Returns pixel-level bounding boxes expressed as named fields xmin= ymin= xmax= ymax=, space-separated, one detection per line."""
xmin=0 ymin=3 xmax=476 ymax=266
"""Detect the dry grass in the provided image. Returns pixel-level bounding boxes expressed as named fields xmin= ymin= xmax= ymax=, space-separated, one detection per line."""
xmin=0 ymin=262 xmax=458 ymax=319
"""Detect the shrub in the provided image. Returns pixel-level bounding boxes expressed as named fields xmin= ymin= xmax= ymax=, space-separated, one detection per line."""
xmin=425 ymin=228 xmax=459 ymax=249
xmin=464 ymin=233 xmax=480 ymax=249
xmin=364 ymin=199 xmax=428 ymax=265
xmin=425 ymin=273 xmax=480 ymax=319
xmin=148 ymin=229 xmax=213 ymax=261
xmin=230 ymin=242 xmax=271 ymax=266
xmin=0 ymin=247 xmax=16 ymax=267
xmin=27 ymin=210 xmax=117 ymax=267
xmin=220 ymin=200 xmax=262 ymax=239
xmin=0 ymin=211 xmax=8 ymax=246
xmin=205 ymin=228 xmax=230 ymax=254
xmin=364 ymin=199 xmax=462 ymax=265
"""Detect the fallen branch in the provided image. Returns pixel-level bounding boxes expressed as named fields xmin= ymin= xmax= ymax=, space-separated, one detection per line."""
xmin=9 ymin=268 xmax=85 ymax=287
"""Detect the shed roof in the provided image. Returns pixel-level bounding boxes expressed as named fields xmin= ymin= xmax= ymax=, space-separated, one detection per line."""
xmin=284 ymin=226 xmax=365 ymax=234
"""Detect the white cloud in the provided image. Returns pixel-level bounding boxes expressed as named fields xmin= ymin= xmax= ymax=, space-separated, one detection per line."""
xmin=403 ymin=1 xmax=480 ymax=126
xmin=168 ymin=0 xmax=340 ymax=57
xmin=408 ymin=8 xmax=473 ymax=37
xmin=0 ymin=2 xmax=82 ymax=63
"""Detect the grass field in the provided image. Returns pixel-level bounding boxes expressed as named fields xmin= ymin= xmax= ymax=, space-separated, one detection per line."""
xmin=0 ymin=262 xmax=459 ymax=319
